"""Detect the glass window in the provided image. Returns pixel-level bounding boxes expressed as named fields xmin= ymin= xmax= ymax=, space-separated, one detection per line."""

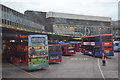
xmin=31 ymin=37 xmax=45 ymax=43
xmin=49 ymin=46 xmax=61 ymax=53
xmin=102 ymin=36 xmax=112 ymax=39
xmin=67 ymin=43 xmax=75 ymax=47
xmin=51 ymin=54 xmax=58 ymax=57
xmin=83 ymin=37 xmax=99 ymax=42
xmin=102 ymin=46 xmax=112 ymax=48
xmin=94 ymin=37 xmax=100 ymax=42
xmin=102 ymin=39 xmax=111 ymax=42
xmin=82 ymin=38 xmax=89 ymax=42
xmin=102 ymin=36 xmax=112 ymax=42
xmin=90 ymin=37 xmax=99 ymax=42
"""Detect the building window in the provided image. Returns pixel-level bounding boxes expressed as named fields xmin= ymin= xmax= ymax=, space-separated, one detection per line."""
xmin=4 ymin=20 xmax=6 ymax=24
xmin=2 ymin=19 xmax=4 ymax=24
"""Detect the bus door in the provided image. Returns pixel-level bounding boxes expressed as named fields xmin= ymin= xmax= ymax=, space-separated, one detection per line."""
xmin=28 ymin=35 xmax=48 ymax=70
xmin=101 ymin=35 xmax=114 ymax=56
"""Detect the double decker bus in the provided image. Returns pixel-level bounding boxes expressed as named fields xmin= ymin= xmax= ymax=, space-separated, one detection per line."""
xmin=113 ymin=41 xmax=120 ymax=51
xmin=48 ymin=44 xmax=62 ymax=63
xmin=82 ymin=34 xmax=114 ymax=57
xmin=69 ymin=42 xmax=82 ymax=52
xmin=7 ymin=35 xmax=49 ymax=70
xmin=56 ymin=42 xmax=76 ymax=55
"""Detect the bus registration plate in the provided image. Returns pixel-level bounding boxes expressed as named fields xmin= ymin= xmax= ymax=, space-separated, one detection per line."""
xmin=37 ymin=67 xmax=41 ymax=69
xmin=70 ymin=50 xmax=74 ymax=52
xmin=104 ymin=50 xmax=109 ymax=53
xmin=68 ymin=47 xmax=74 ymax=49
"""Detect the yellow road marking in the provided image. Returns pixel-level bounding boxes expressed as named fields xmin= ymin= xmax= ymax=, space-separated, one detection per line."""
xmin=22 ymin=70 xmax=40 ymax=78
xmin=9 ymin=63 xmax=40 ymax=78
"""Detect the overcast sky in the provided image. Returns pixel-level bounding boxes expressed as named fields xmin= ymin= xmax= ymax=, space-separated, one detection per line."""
xmin=1 ymin=0 xmax=119 ymax=21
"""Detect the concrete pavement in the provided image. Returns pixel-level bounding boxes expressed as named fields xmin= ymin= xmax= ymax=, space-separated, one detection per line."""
xmin=2 ymin=52 xmax=118 ymax=78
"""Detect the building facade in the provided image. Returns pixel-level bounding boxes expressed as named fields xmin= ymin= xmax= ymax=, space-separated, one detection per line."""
xmin=112 ymin=21 xmax=120 ymax=39
xmin=0 ymin=4 xmax=45 ymax=32
xmin=25 ymin=11 xmax=112 ymax=37
xmin=46 ymin=12 xmax=112 ymax=37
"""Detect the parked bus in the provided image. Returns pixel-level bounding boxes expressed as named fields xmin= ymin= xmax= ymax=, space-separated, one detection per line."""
xmin=48 ymin=44 xmax=62 ymax=63
xmin=7 ymin=35 xmax=49 ymax=70
xmin=81 ymin=34 xmax=114 ymax=57
xmin=113 ymin=41 xmax=120 ymax=51
xmin=55 ymin=42 xmax=76 ymax=55
xmin=69 ymin=42 xmax=82 ymax=52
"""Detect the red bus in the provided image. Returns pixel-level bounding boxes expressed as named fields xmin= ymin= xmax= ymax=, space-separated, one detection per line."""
xmin=7 ymin=35 xmax=49 ymax=70
xmin=56 ymin=42 xmax=76 ymax=55
xmin=48 ymin=44 xmax=62 ymax=63
xmin=69 ymin=42 xmax=82 ymax=52
xmin=82 ymin=34 xmax=114 ymax=57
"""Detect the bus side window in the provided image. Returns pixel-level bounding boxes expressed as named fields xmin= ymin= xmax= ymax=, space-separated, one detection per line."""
xmin=86 ymin=38 xmax=89 ymax=42
xmin=89 ymin=37 xmax=93 ymax=42
xmin=49 ymin=46 xmax=54 ymax=53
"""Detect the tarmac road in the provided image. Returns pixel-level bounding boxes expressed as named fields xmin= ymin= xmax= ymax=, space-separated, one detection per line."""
xmin=2 ymin=52 xmax=118 ymax=79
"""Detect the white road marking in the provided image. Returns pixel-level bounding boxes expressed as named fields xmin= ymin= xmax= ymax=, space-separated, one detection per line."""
xmin=85 ymin=58 xmax=88 ymax=60
xmin=98 ymin=58 xmax=105 ymax=80
xmin=71 ymin=58 xmax=88 ymax=60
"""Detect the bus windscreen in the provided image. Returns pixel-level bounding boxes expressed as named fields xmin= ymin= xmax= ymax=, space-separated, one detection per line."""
xmin=67 ymin=44 xmax=75 ymax=47
xmin=102 ymin=36 xmax=112 ymax=39
xmin=31 ymin=37 xmax=45 ymax=43
xmin=102 ymin=36 xmax=112 ymax=42
xmin=49 ymin=46 xmax=61 ymax=53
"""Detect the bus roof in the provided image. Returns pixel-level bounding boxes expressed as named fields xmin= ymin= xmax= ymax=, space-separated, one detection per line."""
xmin=101 ymin=34 xmax=112 ymax=36
xmin=82 ymin=35 xmax=95 ymax=38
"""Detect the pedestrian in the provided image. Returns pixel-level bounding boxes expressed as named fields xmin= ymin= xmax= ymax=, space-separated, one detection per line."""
xmin=102 ymin=53 xmax=106 ymax=66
